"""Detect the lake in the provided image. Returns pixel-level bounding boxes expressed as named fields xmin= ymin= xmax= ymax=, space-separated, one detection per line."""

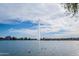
xmin=0 ymin=41 xmax=79 ymax=56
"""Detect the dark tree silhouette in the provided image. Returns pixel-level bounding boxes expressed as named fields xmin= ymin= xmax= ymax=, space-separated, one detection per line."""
xmin=63 ymin=3 xmax=79 ymax=16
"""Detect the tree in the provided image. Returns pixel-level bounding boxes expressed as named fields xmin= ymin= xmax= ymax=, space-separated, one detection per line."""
xmin=63 ymin=3 xmax=79 ymax=16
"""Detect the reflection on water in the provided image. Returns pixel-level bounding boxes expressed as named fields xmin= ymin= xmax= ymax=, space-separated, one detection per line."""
xmin=0 ymin=41 xmax=79 ymax=56
xmin=40 ymin=41 xmax=79 ymax=56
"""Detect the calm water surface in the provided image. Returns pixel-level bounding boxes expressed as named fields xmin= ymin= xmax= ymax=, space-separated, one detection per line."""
xmin=0 ymin=41 xmax=79 ymax=56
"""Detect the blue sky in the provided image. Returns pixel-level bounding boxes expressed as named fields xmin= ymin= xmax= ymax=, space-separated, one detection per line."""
xmin=0 ymin=20 xmax=38 ymax=38
xmin=0 ymin=3 xmax=79 ymax=38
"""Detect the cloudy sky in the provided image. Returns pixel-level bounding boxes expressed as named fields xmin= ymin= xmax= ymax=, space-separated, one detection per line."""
xmin=0 ymin=3 xmax=79 ymax=38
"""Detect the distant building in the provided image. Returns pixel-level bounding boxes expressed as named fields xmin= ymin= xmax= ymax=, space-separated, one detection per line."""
xmin=5 ymin=36 xmax=11 ymax=40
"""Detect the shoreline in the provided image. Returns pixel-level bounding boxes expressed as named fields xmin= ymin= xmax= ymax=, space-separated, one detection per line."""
xmin=0 ymin=40 xmax=79 ymax=41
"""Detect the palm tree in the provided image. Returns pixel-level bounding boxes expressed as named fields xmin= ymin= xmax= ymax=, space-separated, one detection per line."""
xmin=63 ymin=3 xmax=79 ymax=16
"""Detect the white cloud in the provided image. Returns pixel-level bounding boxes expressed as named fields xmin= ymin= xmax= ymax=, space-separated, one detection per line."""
xmin=0 ymin=3 xmax=63 ymax=24
xmin=8 ymin=15 xmax=79 ymax=38
xmin=8 ymin=28 xmax=38 ymax=38
xmin=1 ymin=3 xmax=79 ymax=38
